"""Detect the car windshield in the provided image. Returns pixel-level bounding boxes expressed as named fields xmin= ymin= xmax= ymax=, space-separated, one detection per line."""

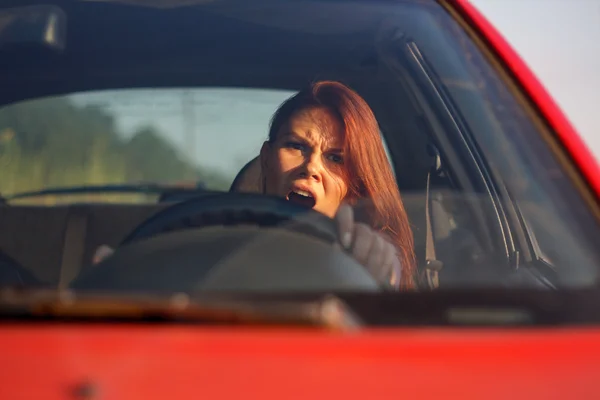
xmin=0 ymin=0 xmax=598 ymax=306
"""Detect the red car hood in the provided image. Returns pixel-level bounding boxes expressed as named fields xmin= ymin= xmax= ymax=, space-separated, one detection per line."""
xmin=1 ymin=325 xmax=599 ymax=399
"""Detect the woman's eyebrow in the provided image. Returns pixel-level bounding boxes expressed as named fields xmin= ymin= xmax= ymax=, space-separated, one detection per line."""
xmin=281 ymin=132 xmax=304 ymax=141
xmin=281 ymin=132 xmax=342 ymax=151
xmin=282 ymin=132 xmax=314 ymax=145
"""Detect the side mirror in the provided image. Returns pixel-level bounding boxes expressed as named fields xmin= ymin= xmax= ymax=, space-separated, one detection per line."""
xmin=0 ymin=5 xmax=66 ymax=51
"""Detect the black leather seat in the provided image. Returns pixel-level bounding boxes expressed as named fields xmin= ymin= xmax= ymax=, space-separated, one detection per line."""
xmin=229 ymin=156 xmax=262 ymax=193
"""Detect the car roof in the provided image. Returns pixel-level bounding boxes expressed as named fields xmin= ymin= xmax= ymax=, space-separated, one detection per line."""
xmin=0 ymin=0 xmax=435 ymax=103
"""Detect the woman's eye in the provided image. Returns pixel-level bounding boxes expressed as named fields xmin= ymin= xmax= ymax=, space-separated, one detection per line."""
xmin=327 ymin=153 xmax=344 ymax=164
xmin=286 ymin=142 xmax=305 ymax=151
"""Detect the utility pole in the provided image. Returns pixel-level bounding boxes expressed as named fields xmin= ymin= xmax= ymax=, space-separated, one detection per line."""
xmin=181 ymin=89 xmax=196 ymax=165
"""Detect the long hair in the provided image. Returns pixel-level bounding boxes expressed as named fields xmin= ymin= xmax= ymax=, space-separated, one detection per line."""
xmin=268 ymin=81 xmax=416 ymax=289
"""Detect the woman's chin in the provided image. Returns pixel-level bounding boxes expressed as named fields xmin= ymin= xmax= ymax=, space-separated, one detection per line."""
xmin=313 ymin=205 xmax=337 ymax=218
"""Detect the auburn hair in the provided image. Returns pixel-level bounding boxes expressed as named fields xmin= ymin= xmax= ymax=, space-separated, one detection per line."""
xmin=268 ymin=81 xmax=416 ymax=289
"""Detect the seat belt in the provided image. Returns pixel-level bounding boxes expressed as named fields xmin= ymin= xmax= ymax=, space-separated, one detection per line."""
xmin=58 ymin=207 xmax=88 ymax=289
xmin=424 ymin=151 xmax=444 ymax=290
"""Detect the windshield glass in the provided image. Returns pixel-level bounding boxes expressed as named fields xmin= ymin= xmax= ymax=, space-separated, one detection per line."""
xmin=0 ymin=0 xmax=598 ymax=298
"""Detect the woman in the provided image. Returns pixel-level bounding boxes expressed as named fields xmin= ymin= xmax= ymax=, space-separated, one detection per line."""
xmin=95 ymin=81 xmax=416 ymax=290
xmin=257 ymin=80 xmax=416 ymax=290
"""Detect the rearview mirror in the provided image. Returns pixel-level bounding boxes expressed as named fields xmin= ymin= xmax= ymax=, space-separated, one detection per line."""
xmin=0 ymin=5 xmax=66 ymax=51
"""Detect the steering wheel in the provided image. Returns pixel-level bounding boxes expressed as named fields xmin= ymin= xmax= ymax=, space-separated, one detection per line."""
xmin=71 ymin=193 xmax=380 ymax=293
xmin=121 ymin=193 xmax=338 ymax=246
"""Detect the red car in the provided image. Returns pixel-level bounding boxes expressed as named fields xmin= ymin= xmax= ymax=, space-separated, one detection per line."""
xmin=0 ymin=0 xmax=599 ymax=398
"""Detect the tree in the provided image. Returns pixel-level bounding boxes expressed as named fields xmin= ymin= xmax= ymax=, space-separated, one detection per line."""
xmin=0 ymin=95 xmax=232 ymax=196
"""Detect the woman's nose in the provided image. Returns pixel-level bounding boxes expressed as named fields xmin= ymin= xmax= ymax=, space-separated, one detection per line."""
xmin=300 ymin=153 xmax=323 ymax=181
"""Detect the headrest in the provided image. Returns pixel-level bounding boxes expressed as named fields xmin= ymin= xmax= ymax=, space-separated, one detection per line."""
xmin=229 ymin=156 xmax=262 ymax=193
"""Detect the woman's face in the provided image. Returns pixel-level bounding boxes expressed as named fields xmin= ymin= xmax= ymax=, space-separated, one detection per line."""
xmin=261 ymin=106 xmax=349 ymax=218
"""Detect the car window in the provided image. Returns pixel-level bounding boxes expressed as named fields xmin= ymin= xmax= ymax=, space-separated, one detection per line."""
xmin=0 ymin=88 xmax=289 ymax=202
xmin=0 ymin=87 xmax=396 ymax=204
xmin=0 ymin=88 xmax=398 ymax=203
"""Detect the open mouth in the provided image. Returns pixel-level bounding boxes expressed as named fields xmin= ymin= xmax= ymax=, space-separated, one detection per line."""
xmin=286 ymin=189 xmax=316 ymax=208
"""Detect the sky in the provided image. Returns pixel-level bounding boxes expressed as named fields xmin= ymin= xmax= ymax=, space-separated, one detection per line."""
xmin=471 ymin=0 xmax=600 ymax=156
xmin=70 ymin=0 xmax=600 ymax=176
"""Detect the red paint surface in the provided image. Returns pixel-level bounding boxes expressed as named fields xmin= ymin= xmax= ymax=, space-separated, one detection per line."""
xmin=451 ymin=0 xmax=600 ymax=198
xmin=0 ymin=325 xmax=599 ymax=399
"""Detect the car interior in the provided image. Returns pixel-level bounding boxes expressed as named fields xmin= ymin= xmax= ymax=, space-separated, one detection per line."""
xmin=0 ymin=0 xmax=598 ymax=294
